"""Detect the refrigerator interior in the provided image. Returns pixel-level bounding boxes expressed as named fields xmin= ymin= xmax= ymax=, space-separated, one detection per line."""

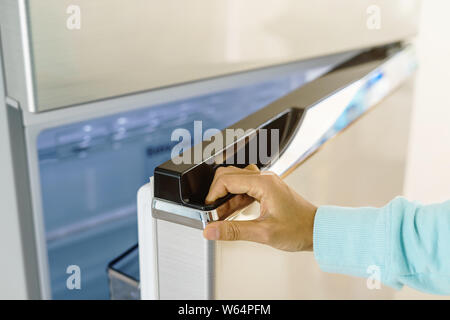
xmin=35 ymin=65 xmax=331 ymax=299
xmin=108 ymin=244 xmax=140 ymax=300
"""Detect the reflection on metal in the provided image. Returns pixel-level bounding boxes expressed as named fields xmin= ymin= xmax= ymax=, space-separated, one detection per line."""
xmin=0 ymin=0 xmax=420 ymax=112
xmin=152 ymin=198 xmax=219 ymax=229
xmin=270 ymin=45 xmax=417 ymax=178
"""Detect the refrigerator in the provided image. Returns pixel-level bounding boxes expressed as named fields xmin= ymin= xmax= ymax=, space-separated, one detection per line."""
xmin=137 ymin=45 xmax=418 ymax=299
xmin=0 ymin=0 xmax=421 ymax=299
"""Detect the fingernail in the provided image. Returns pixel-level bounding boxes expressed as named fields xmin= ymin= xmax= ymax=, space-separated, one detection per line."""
xmin=204 ymin=225 xmax=220 ymax=240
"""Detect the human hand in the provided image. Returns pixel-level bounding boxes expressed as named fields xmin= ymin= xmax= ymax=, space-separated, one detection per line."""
xmin=203 ymin=165 xmax=317 ymax=252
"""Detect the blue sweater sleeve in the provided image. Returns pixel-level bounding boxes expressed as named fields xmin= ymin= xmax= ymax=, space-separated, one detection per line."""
xmin=313 ymin=197 xmax=450 ymax=295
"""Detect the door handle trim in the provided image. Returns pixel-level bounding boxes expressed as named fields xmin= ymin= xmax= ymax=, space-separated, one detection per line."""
xmin=153 ymin=43 xmax=416 ymax=222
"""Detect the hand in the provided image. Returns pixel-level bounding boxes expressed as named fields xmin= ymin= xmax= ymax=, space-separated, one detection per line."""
xmin=203 ymin=165 xmax=317 ymax=252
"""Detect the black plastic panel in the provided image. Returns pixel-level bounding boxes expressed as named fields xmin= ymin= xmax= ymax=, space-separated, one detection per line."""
xmin=154 ymin=108 xmax=303 ymax=210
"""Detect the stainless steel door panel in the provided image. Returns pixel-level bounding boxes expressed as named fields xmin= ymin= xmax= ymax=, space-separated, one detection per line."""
xmin=1 ymin=0 xmax=420 ymax=112
xmin=215 ymin=79 xmax=414 ymax=299
xmin=157 ymin=220 xmax=214 ymax=300
xmin=138 ymin=45 xmax=417 ymax=299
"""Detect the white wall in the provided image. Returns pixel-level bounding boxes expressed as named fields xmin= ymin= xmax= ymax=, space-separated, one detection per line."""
xmin=397 ymin=0 xmax=450 ymax=300
xmin=404 ymin=0 xmax=450 ymax=204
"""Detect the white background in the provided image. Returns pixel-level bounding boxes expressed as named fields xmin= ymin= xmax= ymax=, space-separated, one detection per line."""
xmin=405 ymin=0 xmax=450 ymax=204
xmin=400 ymin=0 xmax=450 ymax=299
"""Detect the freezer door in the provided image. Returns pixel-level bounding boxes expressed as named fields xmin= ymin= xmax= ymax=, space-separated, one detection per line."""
xmin=0 ymin=0 xmax=420 ymax=112
xmin=138 ymin=44 xmax=417 ymax=299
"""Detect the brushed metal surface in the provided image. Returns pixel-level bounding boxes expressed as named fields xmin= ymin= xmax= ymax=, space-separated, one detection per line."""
xmin=156 ymin=219 xmax=214 ymax=299
xmin=0 ymin=0 xmax=35 ymax=112
xmin=152 ymin=198 xmax=219 ymax=230
xmin=1 ymin=0 xmax=420 ymax=112
xmin=0 ymin=34 xmax=41 ymax=299
xmin=21 ymin=50 xmax=357 ymax=127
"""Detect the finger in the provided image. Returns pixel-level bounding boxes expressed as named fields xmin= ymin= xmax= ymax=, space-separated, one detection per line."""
xmin=211 ymin=165 xmax=259 ymax=186
xmin=206 ymin=165 xmax=259 ymax=204
xmin=203 ymin=220 xmax=269 ymax=243
xmin=206 ymin=173 xmax=271 ymax=204
xmin=245 ymin=164 xmax=260 ymax=172
xmin=216 ymin=194 xmax=255 ymax=219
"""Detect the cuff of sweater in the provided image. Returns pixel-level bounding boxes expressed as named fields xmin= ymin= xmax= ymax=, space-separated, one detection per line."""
xmin=313 ymin=205 xmax=388 ymax=280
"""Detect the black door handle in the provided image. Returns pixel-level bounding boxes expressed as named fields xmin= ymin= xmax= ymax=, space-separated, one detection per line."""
xmin=154 ymin=44 xmax=402 ymax=211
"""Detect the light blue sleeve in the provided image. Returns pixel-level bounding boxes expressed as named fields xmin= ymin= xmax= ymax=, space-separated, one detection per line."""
xmin=313 ymin=197 xmax=450 ymax=295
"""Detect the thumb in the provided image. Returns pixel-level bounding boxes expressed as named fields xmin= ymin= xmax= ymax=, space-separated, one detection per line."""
xmin=203 ymin=220 xmax=267 ymax=243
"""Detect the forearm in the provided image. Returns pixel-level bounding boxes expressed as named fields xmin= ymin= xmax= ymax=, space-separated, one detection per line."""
xmin=313 ymin=197 xmax=450 ymax=295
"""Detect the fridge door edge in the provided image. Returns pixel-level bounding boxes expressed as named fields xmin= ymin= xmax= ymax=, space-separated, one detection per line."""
xmin=137 ymin=179 xmax=159 ymax=300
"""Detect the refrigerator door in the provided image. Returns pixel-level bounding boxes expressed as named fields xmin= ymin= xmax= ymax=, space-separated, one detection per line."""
xmin=0 ymin=0 xmax=420 ymax=112
xmin=138 ymin=44 xmax=417 ymax=299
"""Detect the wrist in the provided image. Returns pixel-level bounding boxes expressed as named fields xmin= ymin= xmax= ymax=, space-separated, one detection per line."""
xmin=304 ymin=204 xmax=317 ymax=251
